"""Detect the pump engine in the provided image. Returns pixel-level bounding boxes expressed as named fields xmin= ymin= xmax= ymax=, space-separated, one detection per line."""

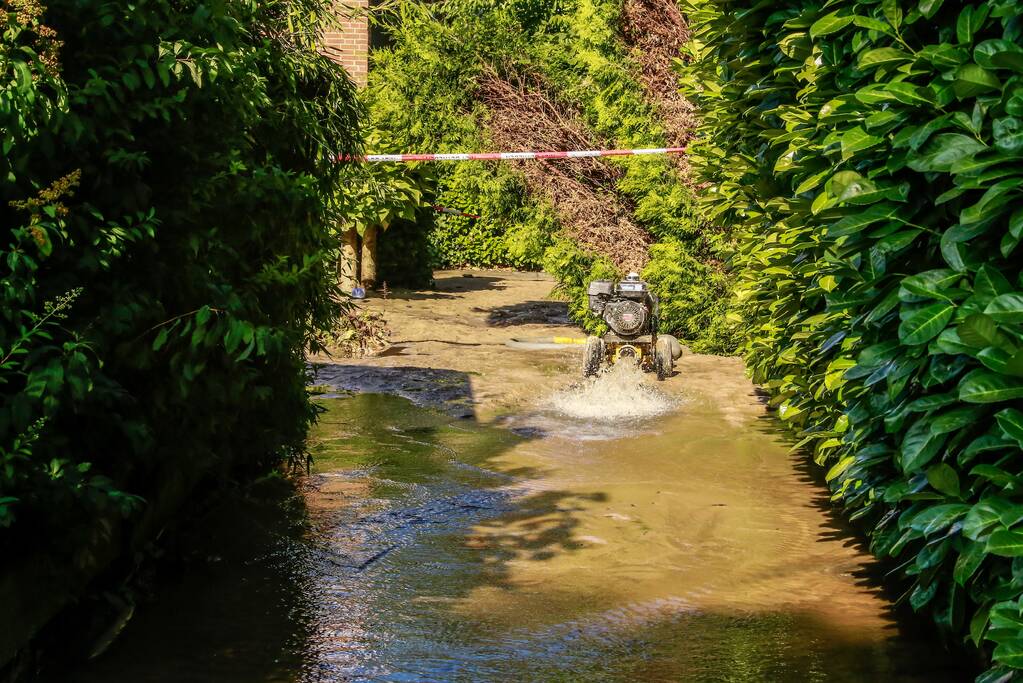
xmin=582 ymin=273 xmax=681 ymax=380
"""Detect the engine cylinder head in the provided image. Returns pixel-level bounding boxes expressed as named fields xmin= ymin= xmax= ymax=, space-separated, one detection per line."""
xmin=605 ymin=300 xmax=647 ymax=336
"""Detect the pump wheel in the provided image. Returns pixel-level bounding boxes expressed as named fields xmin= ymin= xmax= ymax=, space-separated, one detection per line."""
xmin=654 ymin=337 xmax=674 ymax=381
xmin=583 ymin=336 xmax=604 ymax=377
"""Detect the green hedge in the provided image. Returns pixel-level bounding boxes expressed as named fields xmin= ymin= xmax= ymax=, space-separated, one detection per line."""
xmin=681 ymin=0 xmax=1023 ymax=675
xmin=1 ymin=0 xmax=358 ymax=589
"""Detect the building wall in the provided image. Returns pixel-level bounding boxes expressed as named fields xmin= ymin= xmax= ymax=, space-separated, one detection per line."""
xmin=322 ymin=0 xmax=369 ymax=86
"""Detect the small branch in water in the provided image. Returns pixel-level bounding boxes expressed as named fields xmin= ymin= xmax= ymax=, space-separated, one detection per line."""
xmin=318 ymin=545 xmax=397 ymax=572
xmin=390 ymin=339 xmax=484 ymax=347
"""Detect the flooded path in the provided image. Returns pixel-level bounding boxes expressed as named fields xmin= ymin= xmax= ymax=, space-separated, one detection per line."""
xmin=60 ymin=271 xmax=969 ymax=682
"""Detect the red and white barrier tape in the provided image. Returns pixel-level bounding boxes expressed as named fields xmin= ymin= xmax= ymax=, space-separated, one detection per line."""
xmin=433 ymin=205 xmax=480 ymax=219
xmin=343 ymin=147 xmax=685 ymax=163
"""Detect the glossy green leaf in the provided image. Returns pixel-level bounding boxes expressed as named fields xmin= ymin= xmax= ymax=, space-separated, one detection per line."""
xmin=907 ymin=134 xmax=986 ymax=172
xmin=901 ymin=418 xmax=946 ymax=472
xmin=975 ymin=40 xmax=1023 ymax=72
xmin=900 ymin=269 xmax=960 ymax=301
xmin=953 ymin=64 xmax=1002 ymax=99
xmin=964 ymin=499 xmax=1015 ymax=540
xmin=970 ymin=603 xmax=991 ymax=646
xmin=908 ymin=503 xmax=970 ymax=535
xmin=1011 ymin=209 xmax=1023 ymax=240
xmin=971 ymin=465 xmax=1021 ymax=487
xmin=959 ymin=370 xmax=1023 ymax=403
xmin=810 ymin=11 xmax=855 ymax=38
xmin=993 ymin=118 xmax=1023 ymax=153
xmin=910 ymin=580 xmax=939 ymax=610
xmin=954 ymin=540 xmax=985 ymax=584
xmin=927 ymin=463 xmax=961 ymax=497
xmin=841 ymin=127 xmax=884 ymax=160
xmin=975 ymin=265 xmax=1013 ymax=299
xmin=931 ymin=406 xmax=986 ymax=435
xmin=899 ymin=302 xmax=955 ymax=345
xmin=858 ymin=47 xmax=912 ymax=70
xmin=985 ymin=294 xmax=1023 ymax=324
xmin=993 ymin=638 xmax=1023 ymax=668
xmin=935 ymin=328 xmax=977 ymax=355
xmin=996 ymin=408 xmax=1023 ymax=444
xmin=956 ymin=5 xmax=989 ymax=45
xmin=958 ymin=313 xmax=999 ymax=347
xmin=881 ymin=0 xmax=902 ymax=28
xmin=886 ymin=82 xmax=937 ymax=106
xmin=987 ymin=530 xmax=1023 ymax=557
xmin=978 ymin=347 xmax=1013 ymax=373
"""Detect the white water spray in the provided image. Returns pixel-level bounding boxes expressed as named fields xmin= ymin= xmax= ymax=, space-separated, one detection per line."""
xmin=547 ymin=362 xmax=675 ymax=421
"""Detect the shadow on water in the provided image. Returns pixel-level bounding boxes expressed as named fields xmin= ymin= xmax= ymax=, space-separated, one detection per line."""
xmin=309 ymin=364 xmax=479 ymax=416
xmin=753 ymin=413 xmax=975 ymax=663
xmin=50 ymin=371 xmax=605 ymax=682
xmin=743 ymin=415 xmax=974 ymax=677
xmin=50 ymin=368 xmax=974 ymax=682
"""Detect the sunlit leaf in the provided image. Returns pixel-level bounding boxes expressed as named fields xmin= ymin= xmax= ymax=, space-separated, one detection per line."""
xmin=959 ymin=370 xmax=1023 ymax=403
xmin=899 ymin=302 xmax=955 ymax=345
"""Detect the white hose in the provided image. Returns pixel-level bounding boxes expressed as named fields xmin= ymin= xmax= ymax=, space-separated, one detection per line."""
xmin=505 ymin=337 xmax=586 ymax=351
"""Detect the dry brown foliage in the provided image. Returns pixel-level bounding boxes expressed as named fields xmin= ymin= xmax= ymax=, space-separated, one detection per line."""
xmin=621 ymin=0 xmax=697 ymax=174
xmin=477 ymin=70 xmax=651 ymax=272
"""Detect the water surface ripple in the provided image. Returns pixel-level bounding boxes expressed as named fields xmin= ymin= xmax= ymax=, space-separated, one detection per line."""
xmin=60 ymin=387 xmax=969 ymax=682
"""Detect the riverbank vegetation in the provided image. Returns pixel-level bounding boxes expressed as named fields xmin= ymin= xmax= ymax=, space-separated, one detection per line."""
xmin=1 ymin=0 xmax=358 ymax=666
xmin=680 ymin=0 xmax=1023 ymax=677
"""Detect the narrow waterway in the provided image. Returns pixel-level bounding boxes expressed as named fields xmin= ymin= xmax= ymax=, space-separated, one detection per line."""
xmin=63 ymin=385 xmax=967 ymax=682
xmin=55 ymin=272 xmax=970 ymax=682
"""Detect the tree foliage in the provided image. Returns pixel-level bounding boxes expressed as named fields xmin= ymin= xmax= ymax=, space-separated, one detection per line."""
xmin=337 ymin=132 xmax=433 ymax=238
xmin=1 ymin=0 xmax=359 ymax=565
xmin=681 ymin=0 xmax=1023 ymax=674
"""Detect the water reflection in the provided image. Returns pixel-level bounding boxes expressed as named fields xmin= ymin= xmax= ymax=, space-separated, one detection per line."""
xmin=55 ymin=392 xmax=971 ymax=682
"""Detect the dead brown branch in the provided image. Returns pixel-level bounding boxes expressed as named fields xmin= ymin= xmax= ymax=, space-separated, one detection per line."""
xmin=477 ymin=69 xmax=651 ymax=272
xmin=621 ymin=0 xmax=697 ymax=176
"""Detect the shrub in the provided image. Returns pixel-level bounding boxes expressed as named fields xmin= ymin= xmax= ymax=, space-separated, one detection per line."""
xmin=429 ymin=162 xmax=547 ymax=268
xmin=642 ymin=240 xmax=738 ymax=352
xmin=682 ymin=0 xmax=1023 ymax=675
xmin=1 ymin=0 xmax=358 ymax=599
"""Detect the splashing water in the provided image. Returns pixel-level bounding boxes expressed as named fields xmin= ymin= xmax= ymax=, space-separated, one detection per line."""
xmin=546 ymin=362 xmax=675 ymax=421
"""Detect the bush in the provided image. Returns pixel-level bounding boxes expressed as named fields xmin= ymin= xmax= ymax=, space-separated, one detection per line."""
xmin=1 ymin=0 xmax=358 ymax=601
xmin=429 ymin=162 xmax=548 ymax=268
xmin=682 ymin=0 xmax=1023 ymax=675
xmin=642 ymin=240 xmax=738 ymax=353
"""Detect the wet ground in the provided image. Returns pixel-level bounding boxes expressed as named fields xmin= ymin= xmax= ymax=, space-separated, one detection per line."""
xmin=56 ymin=271 xmax=971 ymax=682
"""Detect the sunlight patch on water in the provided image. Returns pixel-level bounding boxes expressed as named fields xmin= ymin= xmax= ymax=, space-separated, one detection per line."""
xmin=546 ymin=362 xmax=675 ymax=421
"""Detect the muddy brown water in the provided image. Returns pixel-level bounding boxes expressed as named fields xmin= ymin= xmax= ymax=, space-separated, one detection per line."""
xmin=59 ymin=386 xmax=969 ymax=682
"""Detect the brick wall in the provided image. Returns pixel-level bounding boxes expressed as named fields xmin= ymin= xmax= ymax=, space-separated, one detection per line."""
xmin=322 ymin=0 xmax=369 ymax=87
